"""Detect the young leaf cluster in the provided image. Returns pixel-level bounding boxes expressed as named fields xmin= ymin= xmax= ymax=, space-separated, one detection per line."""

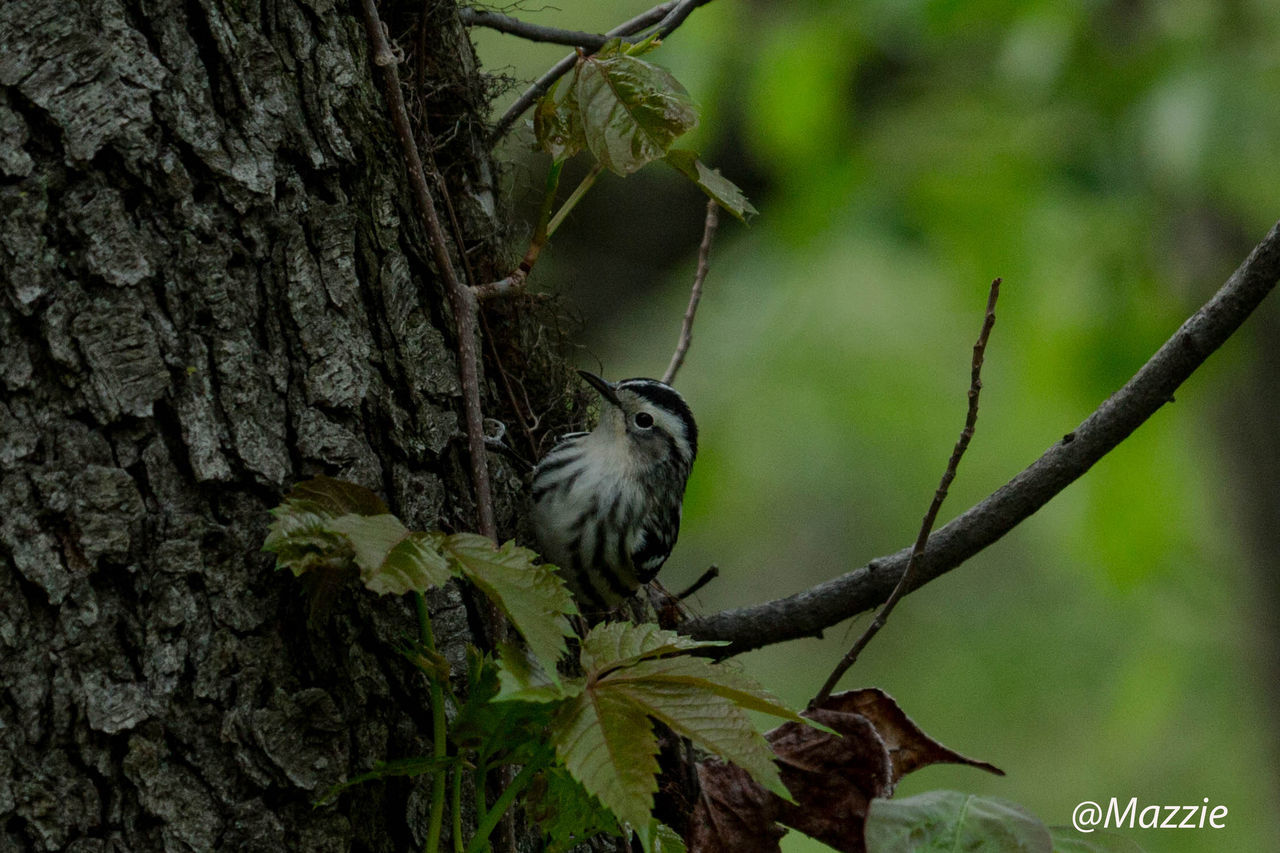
xmin=496 ymin=622 xmax=805 ymax=841
xmin=265 ymin=478 xmax=811 ymax=852
xmin=265 ymin=476 xmax=576 ymax=672
xmin=533 ymin=38 xmax=756 ymax=223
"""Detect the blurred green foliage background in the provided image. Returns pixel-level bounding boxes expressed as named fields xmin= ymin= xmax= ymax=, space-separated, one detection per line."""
xmin=471 ymin=1 xmax=1280 ymax=849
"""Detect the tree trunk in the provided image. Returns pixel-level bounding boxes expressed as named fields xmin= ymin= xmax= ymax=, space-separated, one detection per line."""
xmin=0 ymin=0 xmax=539 ymax=849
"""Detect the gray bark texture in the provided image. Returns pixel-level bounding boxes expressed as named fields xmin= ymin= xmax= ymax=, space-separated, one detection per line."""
xmin=0 ymin=0 xmax=550 ymax=848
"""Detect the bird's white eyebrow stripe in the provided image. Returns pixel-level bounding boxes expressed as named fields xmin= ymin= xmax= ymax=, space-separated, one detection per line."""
xmin=617 ymin=379 xmax=697 ymax=458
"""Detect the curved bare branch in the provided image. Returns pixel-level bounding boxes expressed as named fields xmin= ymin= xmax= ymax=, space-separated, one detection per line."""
xmin=684 ymin=220 xmax=1280 ymax=657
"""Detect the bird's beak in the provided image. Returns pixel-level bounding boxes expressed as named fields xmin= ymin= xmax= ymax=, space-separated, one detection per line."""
xmin=578 ymin=370 xmax=621 ymax=408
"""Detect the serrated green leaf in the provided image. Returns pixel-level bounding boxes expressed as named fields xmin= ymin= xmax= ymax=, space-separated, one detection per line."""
xmin=494 ymin=642 xmax=582 ymax=704
xmin=327 ymin=513 xmax=408 ymax=571
xmin=603 ymin=658 xmax=789 ymax=801
xmin=378 ymin=531 xmax=453 ymax=594
xmin=575 ymin=52 xmax=698 ymax=175
xmin=663 ymin=150 xmax=758 ymax=222
xmin=554 ymin=623 xmax=806 ymax=829
xmin=328 ymin=516 xmax=452 ymax=595
xmin=263 ymin=501 xmax=352 ymax=576
xmin=287 ymin=475 xmax=388 ymax=516
xmin=528 ymin=766 xmax=623 ymax=853
xmin=551 ymin=688 xmax=660 ymax=829
xmin=264 ymin=476 xmax=389 ymax=579
xmin=445 ymin=534 xmax=577 ymax=675
xmin=579 ymin=621 xmax=726 ymax=673
xmin=617 ymin=656 xmax=806 ymax=721
xmin=865 ymin=791 xmax=1053 ymax=853
xmin=314 ymin=756 xmax=453 ymax=806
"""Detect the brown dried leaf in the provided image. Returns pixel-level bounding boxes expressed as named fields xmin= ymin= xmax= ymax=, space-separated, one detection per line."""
xmin=768 ymin=704 xmax=893 ymax=851
xmin=823 ymin=688 xmax=1004 ymax=787
xmin=686 ymin=688 xmax=1003 ymax=853
xmin=688 ymin=760 xmax=784 ymax=853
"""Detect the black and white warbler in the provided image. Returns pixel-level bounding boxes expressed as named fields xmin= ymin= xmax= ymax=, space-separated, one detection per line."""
xmin=532 ymin=371 xmax=698 ymax=612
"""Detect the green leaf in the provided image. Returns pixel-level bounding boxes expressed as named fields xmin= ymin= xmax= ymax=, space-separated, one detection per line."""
xmin=1049 ymin=826 xmax=1147 ymax=852
xmin=452 ymin=646 xmax=562 ymax=766
xmin=865 ymin=791 xmax=1053 ymax=852
xmin=552 ymin=622 xmax=803 ymax=829
xmin=534 ymin=77 xmax=586 ymax=163
xmin=328 ymin=515 xmax=452 ymax=595
xmin=579 ymin=621 xmax=726 ymax=673
xmin=263 ymin=500 xmax=352 ymax=577
xmin=327 ymin=513 xmax=408 ymax=572
xmin=634 ymin=820 xmax=687 ymax=853
xmin=263 ymin=476 xmax=390 ymax=579
xmin=551 ymin=686 xmax=660 ymax=829
xmin=622 ymin=34 xmax=663 ymax=58
xmin=663 ymin=150 xmax=759 ymax=222
xmin=494 ymin=641 xmax=582 ymax=704
xmin=314 ymin=756 xmax=453 ymax=806
xmin=445 ymin=534 xmax=577 ymax=676
xmin=528 ymin=765 xmax=623 ymax=853
xmin=574 ymin=51 xmax=698 ymax=175
xmin=604 ymin=656 xmax=795 ymax=800
xmin=379 ymin=531 xmax=453 ymax=594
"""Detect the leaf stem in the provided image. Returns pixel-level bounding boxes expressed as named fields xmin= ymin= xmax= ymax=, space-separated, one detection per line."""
xmin=534 ymin=160 xmax=565 ymax=246
xmin=472 ymin=763 xmax=490 ymax=853
xmin=519 ymin=159 xmax=565 ymax=274
xmin=451 ymin=765 xmax=465 ymax=853
xmin=416 ymin=592 xmax=450 ymax=853
xmin=463 ymin=752 xmax=551 ymax=853
xmin=547 ymin=163 xmax=605 ymax=237
xmin=472 ymin=160 xmax=564 ymax=300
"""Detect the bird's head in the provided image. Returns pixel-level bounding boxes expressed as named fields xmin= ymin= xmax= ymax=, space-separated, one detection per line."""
xmin=578 ymin=371 xmax=698 ymax=473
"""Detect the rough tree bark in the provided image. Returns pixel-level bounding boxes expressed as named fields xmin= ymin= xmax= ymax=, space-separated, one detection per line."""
xmin=0 ymin=0 xmax=548 ymax=849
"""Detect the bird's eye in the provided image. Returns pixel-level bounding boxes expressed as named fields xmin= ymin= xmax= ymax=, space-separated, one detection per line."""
xmin=633 ymin=412 xmax=654 ymax=429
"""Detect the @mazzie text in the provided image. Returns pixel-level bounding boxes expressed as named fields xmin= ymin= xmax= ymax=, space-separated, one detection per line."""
xmin=1072 ymin=798 xmax=1228 ymax=833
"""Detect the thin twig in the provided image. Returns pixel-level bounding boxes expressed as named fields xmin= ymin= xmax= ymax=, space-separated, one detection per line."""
xmin=359 ymin=7 xmax=516 ymax=848
xmin=357 ymin=0 xmax=497 ymax=546
xmin=663 ymin=197 xmax=720 ymax=384
xmin=676 ymin=565 xmax=719 ymax=600
xmin=684 ymin=220 xmax=1280 ymax=657
xmin=490 ymin=0 xmax=718 ymax=141
xmin=812 ymin=279 xmax=1000 ymax=707
xmin=460 ymin=7 xmax=612 ymax=49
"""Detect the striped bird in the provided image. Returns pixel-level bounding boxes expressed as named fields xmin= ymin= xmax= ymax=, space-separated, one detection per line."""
xmin=532 ymin=371 xmax=698 ymax=613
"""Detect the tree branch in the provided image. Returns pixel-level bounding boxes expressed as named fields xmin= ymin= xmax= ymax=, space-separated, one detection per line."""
xmin=684 ymin=221 xmax=1280 ymax=656
xmin=358 ymin=0 xmax=497 ymax=542
xmin=663 ymin=197 xmax=719 ymax=385
xmin=488 ymin=0 xmax=716 ymax=142
xmin=812 ymin=280 xmax=999 ymax=706
xmin=459 ymin=7 xmax=612 ymax=50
